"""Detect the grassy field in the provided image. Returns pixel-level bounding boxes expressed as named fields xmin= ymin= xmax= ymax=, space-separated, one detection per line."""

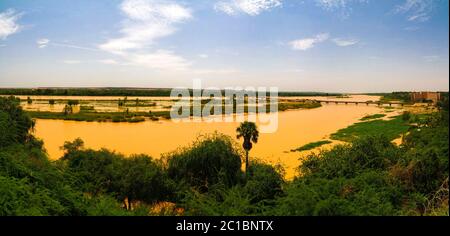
xmin=360 ymin=114 xmax=386 ymax=121
xmin=27 ymin=110 xmax=169 ymax=123
xmin=26 ymin=100 xmax=322 ymax=122
xmin=278 ymin=101 xmax=322 ymax=111
xmin=291 ymin=140 xmax=332 ymax=152
xmin=331 ymin=115 xmax=411 ymax=142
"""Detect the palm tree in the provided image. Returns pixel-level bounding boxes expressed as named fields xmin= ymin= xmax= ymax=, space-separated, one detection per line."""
xmin=236 ymin=121 xmax=259 ymax=176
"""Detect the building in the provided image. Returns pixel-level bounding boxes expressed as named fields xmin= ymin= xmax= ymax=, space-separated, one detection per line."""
xmin=410 ymin=92 xmax=441 ymax=104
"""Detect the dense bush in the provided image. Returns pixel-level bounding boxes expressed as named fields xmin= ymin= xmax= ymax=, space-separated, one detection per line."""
xmin=180 ymin=160 xmax=284 ymax=216
xmin=61 ymin=140 xmax=175 ymax=209
xmin=165 ymin=133 xmax=243 ymax=192
xmin=0 ymin=96 xmax=35 ymax=147
xmin=272 ymin=111 xmax=449 ymax=216
xmin=244 ymin=161 xmax=284 ymax=203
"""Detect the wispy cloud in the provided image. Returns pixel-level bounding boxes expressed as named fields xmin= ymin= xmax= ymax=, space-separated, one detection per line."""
xmin=98 ymin=59 xmax=119 ymax=65
xmin=99 ymin=0 xmax=192 ymax=71
xmin=0 ymin=9 xmax=23 ymax=40
xmin=37 ymin=38 xmax=50 ymax=48
xmin=423 ymin=55 xmax=440 ymax=62
xmin=332 ymin=38 xmax=359 ymax=46
xmin=63 ymin=60 xmax=82 ymax=64
xmin=52 ymin=42 xmax=99 ymax=52
xmin=198 ymin=54 xmax=209 ymax=59
xmin=285 ymin=68 xmax=305 ymax=73
xmin=37 ymin=38 xmax=99 ymax=51
xmin=193 ymin=68 xmax=239 ymax=75
xmin=125 ymin=49 xmax=191 ymax=70
xmin=394 ymin=0 xmax=434 ymax=22
xmin=289 ymin=33 xmax=329 ymax=51
xmin=404 ymin=26 xmax=420 ymax=31
xmin=315 ymin=0 xmax=367 ymax=18
xmin=214 ymin=0 xmax=282 ymax=16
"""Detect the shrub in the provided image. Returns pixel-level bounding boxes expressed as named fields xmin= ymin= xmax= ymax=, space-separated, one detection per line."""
xmin=165 ymin=133 xmax=243 ymax=192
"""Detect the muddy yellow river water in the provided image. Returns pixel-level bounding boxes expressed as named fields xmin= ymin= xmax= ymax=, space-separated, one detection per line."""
xmin=33 ymin=95 xmax=385 ymax=179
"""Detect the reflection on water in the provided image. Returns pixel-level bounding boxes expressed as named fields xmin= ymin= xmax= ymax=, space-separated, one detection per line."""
xmin=34 ymin=95 xmax=385 ymax=179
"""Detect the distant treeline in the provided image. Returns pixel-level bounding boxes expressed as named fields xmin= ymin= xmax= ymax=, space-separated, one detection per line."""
xmin=0 ymin=88 xmax=341 ymax=97
xmin=367 ymin=91 xmax=449 ymax=103
xmin=366 ymin=92 xmax=413 ymax=103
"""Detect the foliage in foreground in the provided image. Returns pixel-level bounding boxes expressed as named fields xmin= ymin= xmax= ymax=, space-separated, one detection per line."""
xmin=1 ymin=96 xmax=448 ymax=216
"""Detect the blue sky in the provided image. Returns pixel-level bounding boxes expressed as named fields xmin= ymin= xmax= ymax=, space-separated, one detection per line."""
xmin=0 ymin=0 xmax=448 ymax=92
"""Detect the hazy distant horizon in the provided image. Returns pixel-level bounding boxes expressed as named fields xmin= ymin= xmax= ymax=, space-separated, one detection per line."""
xmin=0 ymin=86 xmax=448 ymax=94
xmin=1 ymin=0 xmax=449 ymax=92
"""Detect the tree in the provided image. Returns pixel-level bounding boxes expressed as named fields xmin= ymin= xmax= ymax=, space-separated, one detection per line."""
xmin=166 ymin=133 xmax=242 ymax=191
xmin=112 ymin=155 xmax=174 ymax=210
xmin=236 ymin=121 xmax=259 ymax=176
xmin=63 ymin=105 xmax=73 ymax=115
xmin=67 ymin=100 xmax=79 ymax=106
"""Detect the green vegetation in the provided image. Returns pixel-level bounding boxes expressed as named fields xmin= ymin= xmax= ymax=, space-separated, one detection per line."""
xmin=27 ymin=110 xmax=170 ymax=123
xmin=368 ymin=92 xmax=413 ymax=103
xmin=331 ymin=115 xmax=411 ymax=142
xmin=165 ymin=133 xmax=243 ymax=192
xmin=360 ymin=114 xmax=386 ymax=121
xmin=236 ymin=122 xmax=259 ymax=176
xmin=25 ymin=99 xmax=321 ymax=123
xmin=67 ymin=100 xmax=79 ymax=106
xmin=278 ymin=101 xmax=321 ymax=111
xmin=0 ymin=88 xmax=341 ymax=97
xmin=291 ymin=140 xmax=332 ymax=152
xmin=1 ymin=95 xmax=448 ymax=216
xmin=335 ymin=95 xmax=351 ymax=98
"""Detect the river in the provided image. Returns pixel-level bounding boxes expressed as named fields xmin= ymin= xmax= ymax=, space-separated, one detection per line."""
xmin=33 ymin=95 xmax=387 ymax=179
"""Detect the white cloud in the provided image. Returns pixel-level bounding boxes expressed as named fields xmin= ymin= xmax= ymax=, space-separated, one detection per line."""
xmin=53 ymin=42 xmax=99 ymax=52
xmin=63 ymin=60 xmax=82 ymax=64
xmin=125 ymin=50 xmax=191 ymax=70
xmin=423 ymin=55 xmax=440 ymax=62
xmin=99 ymin=0 xmax=193 ymax=71
xmin=0 ymin=9 xmax=23 ymax=40
xmin=332 ymin=38 xmax=359 ymax=46
xmin=99 ymin=0 xmax=191 ymax=54
xmin=198 ymin=54 xmax=209 ymax=58
xmin=214 ymin=0 xmax=282 ymax=16
xmin=37 ymin=38 xmax=99 ymax=51
xmin=193 ymin=68 xmax=239 ymax=75
xmin=289 ymin=33 xmax=329 ymax=51
xmin=315 ymin=0 xmax=367 ymax=17
xmin=0 ymin=44 xmax=6 ymax=47
xmin=98 ymin=59 xmax=119 ymax=65
xmin=286 ymin=68 xmax=305 ymax=73
xmin=404 ymin=26 xmax=420 ymax=31
xmin=37 ymin=38 xmax=50 ymax=48
xmin=394 ymin=0 xmax=434 ymax=22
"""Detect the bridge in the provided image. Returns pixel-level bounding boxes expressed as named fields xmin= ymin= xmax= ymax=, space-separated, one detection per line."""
xmin=313 ymin=100 xmax=405 ymax=106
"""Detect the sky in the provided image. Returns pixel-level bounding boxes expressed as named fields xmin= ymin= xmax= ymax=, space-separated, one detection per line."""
xmin=0 ymin=0 xmax=448 ymax=92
